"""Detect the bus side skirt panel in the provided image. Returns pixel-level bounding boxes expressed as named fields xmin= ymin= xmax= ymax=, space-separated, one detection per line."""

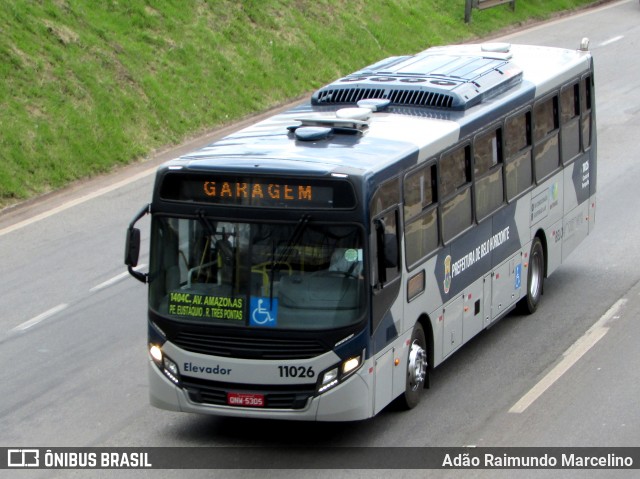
xmin=562 ymin=202 xmax=590 ymax=262
xmin=374 ymin=349 xmax=395 ymax=415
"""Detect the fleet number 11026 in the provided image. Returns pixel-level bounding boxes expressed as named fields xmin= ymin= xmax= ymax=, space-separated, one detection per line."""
xmin=278 ymin=366 xmax=315 ymax=378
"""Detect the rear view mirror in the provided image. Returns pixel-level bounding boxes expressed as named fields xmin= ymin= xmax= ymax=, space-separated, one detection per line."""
xmin=124 ymin=227 xmax=141 ymax=267
xmin=124 ymin=203 xmax=150 ymax=283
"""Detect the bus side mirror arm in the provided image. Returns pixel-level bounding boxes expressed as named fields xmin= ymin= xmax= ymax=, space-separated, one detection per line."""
xmin=125 ymin=203 xmax=150 ymax=284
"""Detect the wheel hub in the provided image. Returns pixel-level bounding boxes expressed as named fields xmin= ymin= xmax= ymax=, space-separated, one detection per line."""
xmin=530 ymin=249 xmax=543 ymax=299
xmin=408 ymin=341 xmax=427 ymax=391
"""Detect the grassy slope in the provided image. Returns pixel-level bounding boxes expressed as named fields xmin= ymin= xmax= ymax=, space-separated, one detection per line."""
xmin=0 ymin=0 xmax=601 ymax=208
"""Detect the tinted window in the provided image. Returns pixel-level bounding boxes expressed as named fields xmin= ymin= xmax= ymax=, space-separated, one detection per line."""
xmin=440 ymin=146 xmax=469 ymax=198
xmin=560 ymin=83 xmax=581 ymax=164
xmin=405 ymin=208 xmax=438 ymax=266
xmin=504 ymin=111 xmax=532 ymax=200
xmin=474 ymin=128 xmax=501 ymax=176
xmin=533 ymin=96 xmax=558 ymax=142
xmin=533 ymin=96 xmax=560 ymax=181
xmin=505 ymin=111 xmax=530 ymax=158
xmin=404 ymin=163 xmax=440 ymax=265
xmin=581 ymin=76 xmax=593 ymax=150
xmin=404 ymin=164 xmax=436 ymax=223
xmin=474 ymin=128 xmax=504 ymax=219
xmin=505 ymin=150 xmax=532 ymax=201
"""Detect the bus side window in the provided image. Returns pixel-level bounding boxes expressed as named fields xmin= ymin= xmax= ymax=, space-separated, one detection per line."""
xmin=403 ymin=162 xmax=439 ymax=267
xmin=371 ymin=178 xmax=400 ymax=217
xmin=371 ymin=178 xmax=400 ymax=288
xmin=533 ymin=95 xmax=560 ymax=182
xmin=581 ymin=75 xmax=593 ymax=150
xmin=474 ymin=126 xmax=504 ymax=220
xmin=504 ymin=110 xmax=533 ymax=201
xmin=374 ymin=210 xmax=400 ymax=287
xmin=560 ymin=82 xmax=581 ymax=164
xmin=440 ymin=145 xmax=472 ymax=243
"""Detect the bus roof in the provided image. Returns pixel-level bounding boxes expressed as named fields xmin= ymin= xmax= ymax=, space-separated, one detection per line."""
xmin=169 ymin=43 xmax=592 ymax=179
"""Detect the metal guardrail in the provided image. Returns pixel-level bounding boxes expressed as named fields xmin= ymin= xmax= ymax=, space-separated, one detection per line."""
xmin=465 ymin=0 xmax=516 ymax=23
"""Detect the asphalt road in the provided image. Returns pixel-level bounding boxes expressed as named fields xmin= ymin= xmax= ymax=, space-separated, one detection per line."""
xmin=1 ymin=1 xmax=639 ymax=478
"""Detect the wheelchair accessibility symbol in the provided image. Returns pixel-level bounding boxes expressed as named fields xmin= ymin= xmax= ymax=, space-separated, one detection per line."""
xmin=250 ymin=297 xmax=278 ymax=327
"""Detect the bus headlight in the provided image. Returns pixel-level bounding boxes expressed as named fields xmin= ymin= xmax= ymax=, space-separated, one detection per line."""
xmin=162 ymin=356 xmax=181 ymax=385
xmin=149 ymin=344 xmax=163 ymax=364
xmin=318 ymin=368 xmax=339 ymax=394
xmin=149 ymin=343 xmax=181 ymax=386
xmin=317 ymin=351 xmax=364 ymax=395
xmin=342 ymin=355 xmax=361 ymax=375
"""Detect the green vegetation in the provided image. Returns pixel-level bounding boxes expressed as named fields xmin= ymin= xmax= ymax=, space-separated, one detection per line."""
xmin=0 ymin=0 xmax=601 ymax=208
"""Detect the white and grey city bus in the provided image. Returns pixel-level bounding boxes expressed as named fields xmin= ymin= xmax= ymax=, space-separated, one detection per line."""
xmin=125 ymin=40 xmax=596 ymax=421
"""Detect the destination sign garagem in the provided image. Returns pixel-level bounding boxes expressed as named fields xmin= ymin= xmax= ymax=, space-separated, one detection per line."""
xmin=159 ymin=174 xmax=356 ymax=209
xmin=203 ymin=181 xmax=313 ymax=202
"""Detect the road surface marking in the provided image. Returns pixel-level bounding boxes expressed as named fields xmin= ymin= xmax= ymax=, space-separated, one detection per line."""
xmin=597 ymin=35 xmax=624 ymax=47
xmin=499 ymin=0 xmax=629 ymax=41
xmin=90 ymin=264 xmax=147 ymax=292
xmin=0 ymin=168 xmax=154 ymax=238
xmin=509 ymin=298 xmax=627 ymax=414
xmin=11 ymin=304 xmax=69 ymax=333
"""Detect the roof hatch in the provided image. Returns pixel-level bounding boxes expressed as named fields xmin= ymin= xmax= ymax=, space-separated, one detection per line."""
xmin=312 ymin=45 xmax=523 ymax=110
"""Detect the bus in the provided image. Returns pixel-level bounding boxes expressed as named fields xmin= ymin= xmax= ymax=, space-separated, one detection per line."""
xmin=125 ymin=40 xmax=596 ymax=421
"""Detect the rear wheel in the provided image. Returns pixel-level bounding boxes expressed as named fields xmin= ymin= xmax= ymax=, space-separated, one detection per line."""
xmin=518 ymin=237 xmax=544 ymax=314
xmin=398 ymin=323 xmax=428 ymax=409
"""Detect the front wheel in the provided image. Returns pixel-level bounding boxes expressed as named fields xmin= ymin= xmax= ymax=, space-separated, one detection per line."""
xmin=518 ymin=237 xmax=544 ymax=314
xmin=397 ymin=323 xmax=428 ymax=409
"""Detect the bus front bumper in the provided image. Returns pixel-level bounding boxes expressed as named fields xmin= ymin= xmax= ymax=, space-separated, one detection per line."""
xmin=148 ymin=359 xmax=373 ymax=421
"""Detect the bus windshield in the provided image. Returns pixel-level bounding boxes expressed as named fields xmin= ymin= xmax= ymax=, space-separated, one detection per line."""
xmin=149 ymin=216 xmax=366 ymax=330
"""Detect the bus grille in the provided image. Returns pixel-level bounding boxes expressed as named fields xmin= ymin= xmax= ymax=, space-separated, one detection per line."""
xmin=171 ymin=329 xmax=328 ymax=360
xmin=182 ymin=377 xmax=315 ymax=410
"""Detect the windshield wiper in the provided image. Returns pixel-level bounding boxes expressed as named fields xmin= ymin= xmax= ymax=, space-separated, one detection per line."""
xmin=196 ymin=210 xmax=216 ymax=236
xmin=276 ymin=214 xmax=310 ymax=264
xmin=267 ymin=214 xmax=310 ymax=307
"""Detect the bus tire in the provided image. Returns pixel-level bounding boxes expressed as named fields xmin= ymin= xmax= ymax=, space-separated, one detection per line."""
xmin=519 ymin=237 xmax=544 ymax=314
xmin=398 ymin=323 xmax=428 ymax=410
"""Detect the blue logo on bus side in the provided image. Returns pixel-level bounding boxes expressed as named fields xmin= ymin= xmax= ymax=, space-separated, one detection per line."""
xmin=514 ymin=263 xmax=522 ymax=290
xmin=250 ymin=297 xmax=278 ymax=327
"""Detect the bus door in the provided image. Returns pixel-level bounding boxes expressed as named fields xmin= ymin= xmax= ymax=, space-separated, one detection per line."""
xmin=370 ymin=179 xmax=403 ymax=413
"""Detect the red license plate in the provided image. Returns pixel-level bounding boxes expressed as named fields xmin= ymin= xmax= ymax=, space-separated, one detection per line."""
xmin=227 ymin=392 xmax=265 ymax=408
